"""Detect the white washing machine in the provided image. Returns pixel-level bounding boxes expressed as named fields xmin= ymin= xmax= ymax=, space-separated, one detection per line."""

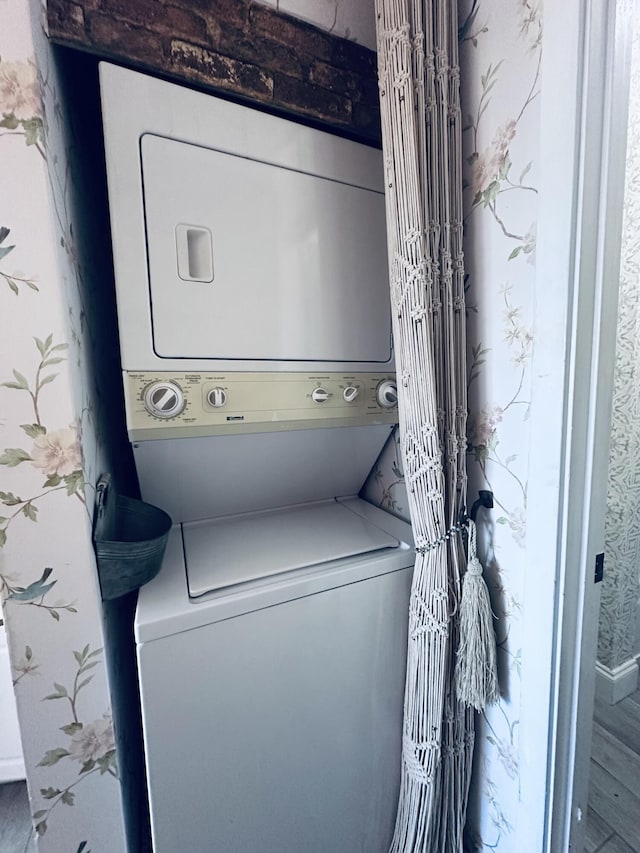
xmin=99 ymin=64 xmax=413 ymax=853
xmin=135 ymin=497 xmax=413 ymax=853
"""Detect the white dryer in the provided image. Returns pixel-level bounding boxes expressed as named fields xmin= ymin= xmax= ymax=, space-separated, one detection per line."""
xmin=99 ymin=64 xmax=413 ymax=853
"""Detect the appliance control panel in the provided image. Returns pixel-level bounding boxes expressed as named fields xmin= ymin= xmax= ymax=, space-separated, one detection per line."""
xmin=125 ymin=372 xmax=398 ymax=440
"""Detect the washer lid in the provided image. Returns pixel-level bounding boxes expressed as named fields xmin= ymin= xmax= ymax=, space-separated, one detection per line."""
xmin=183 ymin=500 xmax=400 ymax=598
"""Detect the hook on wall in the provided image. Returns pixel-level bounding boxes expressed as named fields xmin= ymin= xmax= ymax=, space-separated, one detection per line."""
xmin=459 ymin=490 xmax=494 ymax=527
xmin=470 ymin=490 xmax=494 ymax=522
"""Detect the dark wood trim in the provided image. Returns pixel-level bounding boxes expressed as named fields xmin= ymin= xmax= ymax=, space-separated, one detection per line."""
xmin=47 ymin=0 xmax=381 ymax=146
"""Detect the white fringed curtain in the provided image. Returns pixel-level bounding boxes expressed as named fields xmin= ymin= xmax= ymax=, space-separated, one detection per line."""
xmin=375 ymin=1 xmax=475 ymax=850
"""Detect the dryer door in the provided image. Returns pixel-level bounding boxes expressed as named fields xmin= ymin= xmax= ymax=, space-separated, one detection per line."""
xmin=140 ymin=134 xmax=392 ymax=363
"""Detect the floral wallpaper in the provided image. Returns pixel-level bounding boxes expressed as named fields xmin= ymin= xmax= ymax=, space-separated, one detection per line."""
xmin=598 ymin=17 xmax=640 ymax=673
xmin=365 ymin=1 xmax=542 ymax=848
xmin=458 ymin=0 xmax=541 ymax=844
xmin=0 ymin=0 xmax=127 ymax=850
xmin=362 ymin=429 xmax=408 ymax=521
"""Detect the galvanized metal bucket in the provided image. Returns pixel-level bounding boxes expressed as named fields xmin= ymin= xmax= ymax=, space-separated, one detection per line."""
xmin=93 ymin=474 xmax=172 ymax=601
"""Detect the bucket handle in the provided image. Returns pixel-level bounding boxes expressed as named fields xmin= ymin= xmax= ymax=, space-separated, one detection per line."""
xmin=93 ymin=473 xmax=112 ymax=541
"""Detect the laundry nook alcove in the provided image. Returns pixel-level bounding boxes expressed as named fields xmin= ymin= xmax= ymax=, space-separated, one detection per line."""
xmin=2 ymin=0 xmax=585 ymax=851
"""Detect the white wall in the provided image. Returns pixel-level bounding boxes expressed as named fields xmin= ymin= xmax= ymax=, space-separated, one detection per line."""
xmin=256 ymin=0 xmax=377 ymax=49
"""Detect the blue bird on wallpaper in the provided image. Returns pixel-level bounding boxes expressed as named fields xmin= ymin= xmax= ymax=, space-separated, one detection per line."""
xmin=8 ymin=566 xmax=57 ymax=601
xmin=0 ymin=226 xmax=15 ymax=260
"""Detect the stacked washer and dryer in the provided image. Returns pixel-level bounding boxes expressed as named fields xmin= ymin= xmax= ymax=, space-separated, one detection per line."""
xmin=99 ymin=64 xmax=415 ymax=853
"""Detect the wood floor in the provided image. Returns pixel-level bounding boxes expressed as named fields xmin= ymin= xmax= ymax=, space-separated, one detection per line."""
xmin=0 ymin=781 xmax=36 ymax=853
xmin=585 ymin=687 xmax=640 ymax=853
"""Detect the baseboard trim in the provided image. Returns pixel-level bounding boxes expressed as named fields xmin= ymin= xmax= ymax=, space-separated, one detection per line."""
xmin=595 ymin=657 xmax=639 ymax=705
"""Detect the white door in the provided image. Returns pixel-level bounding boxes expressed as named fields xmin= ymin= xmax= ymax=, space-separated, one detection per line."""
xmin=0 ymin=622 xmax=25 ymax=782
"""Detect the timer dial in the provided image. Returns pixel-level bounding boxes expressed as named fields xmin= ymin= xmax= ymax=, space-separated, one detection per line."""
xmin=376 ymin=380 xmax=398 ymax=409
xmin=143 ymin=381 xmax=185 ymax=419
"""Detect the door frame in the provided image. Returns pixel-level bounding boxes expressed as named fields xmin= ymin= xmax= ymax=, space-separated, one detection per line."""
xmin=539 ymin=0 xmax=637 ymax=849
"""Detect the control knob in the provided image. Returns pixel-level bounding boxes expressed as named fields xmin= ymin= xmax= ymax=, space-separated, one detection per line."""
xmin=143 ymin=381 xmax=185 ymax=419
xmin=343 ymin=385 xmax=359 ymax=403
xmin=376 ymin=380 xmax=398 ymax=409
xmin=207 ymin=387 xmax=227 ymax=408
xmin=312 ymin=388 xmax=330 ymax=404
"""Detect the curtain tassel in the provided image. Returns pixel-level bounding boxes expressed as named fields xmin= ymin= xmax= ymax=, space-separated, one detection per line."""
xmin=455 ymin=519 xmax=499 ymax=711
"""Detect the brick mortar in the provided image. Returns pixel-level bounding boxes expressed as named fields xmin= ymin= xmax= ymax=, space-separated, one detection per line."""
xmin=47 ymin=0 xmax=381 ymax=145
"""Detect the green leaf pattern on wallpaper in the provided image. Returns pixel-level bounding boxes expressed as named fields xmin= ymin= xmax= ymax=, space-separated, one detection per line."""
xmin=0 ymin=335 xmax=86 ymax=549
xmin=462 ymin=0 xmax=541 ymax=552
xmin=0 ymin=56 xmax=45 ymax=150
xmin=461 ymin=0 xmax=541 ymax=848
xmin=0 ymin=34 xmax=117 ymax=851
xmin=364 ymin=429 xmax=407 ymax=520
xmin=0 ymin=225 xmax=39 ymax=294
xmin=466 ymin=281 xmax=531 ymax=549
xmin=33 ymin=646 xmax=117 ymax=839
xmin=0 ymin=57 xmax=42 ymax=294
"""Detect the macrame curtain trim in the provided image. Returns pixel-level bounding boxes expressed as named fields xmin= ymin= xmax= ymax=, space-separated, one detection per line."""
xmin=375 ymin=0 xmax=474 ymax=850
xmin=414 ymin=522 xmax=465 ymax=553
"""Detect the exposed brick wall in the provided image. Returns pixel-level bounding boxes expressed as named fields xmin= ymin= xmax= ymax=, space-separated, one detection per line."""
xmin=47 ymin=0 xmax=381 ymax=145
